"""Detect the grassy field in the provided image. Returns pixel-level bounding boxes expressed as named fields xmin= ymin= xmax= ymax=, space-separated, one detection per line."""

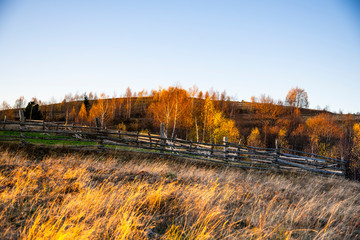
xmin=0 ymin=131 xmax=163 ymax=154
xmin=0 ymin=148 xmax=359 ymax=239
xmin=0 ymin=130 xmax=98 ymax=146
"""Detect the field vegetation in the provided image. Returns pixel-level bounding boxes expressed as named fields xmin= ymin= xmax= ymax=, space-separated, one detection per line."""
xmin=0 ymin=148 xmax=359 ymax=239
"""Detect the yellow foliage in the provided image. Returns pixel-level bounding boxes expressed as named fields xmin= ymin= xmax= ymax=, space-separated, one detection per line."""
xmin=202 ymin=97 xmax=239 ymax=144
xmin=117 ymin=122 xmax=126 ymax=131
xmin=278 ymin=127 xmax=289 ymax=148
xmin=247 ymin=127 xmax=263 ymax=147
xmin=352 ymin=123 xmax=360 ymax=169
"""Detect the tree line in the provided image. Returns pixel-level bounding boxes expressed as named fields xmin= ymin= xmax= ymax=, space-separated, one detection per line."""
xmin=1 ymin=85 xmax=360 ymax=179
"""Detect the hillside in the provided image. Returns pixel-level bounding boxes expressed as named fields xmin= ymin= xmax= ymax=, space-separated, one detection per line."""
xmin=0 ymin=148 xmax=359 ymax=239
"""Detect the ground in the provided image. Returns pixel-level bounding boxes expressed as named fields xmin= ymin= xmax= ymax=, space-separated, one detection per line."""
xmin=0 ymin=148 xmax=359 ymax=239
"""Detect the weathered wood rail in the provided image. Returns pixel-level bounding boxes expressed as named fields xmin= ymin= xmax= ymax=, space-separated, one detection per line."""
xmin=0 ymin=117 xmax=346 ymax=177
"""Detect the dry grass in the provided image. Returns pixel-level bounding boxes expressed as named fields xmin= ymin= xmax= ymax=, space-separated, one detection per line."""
xmin=0 ymin=149 xmax=359 ymax=239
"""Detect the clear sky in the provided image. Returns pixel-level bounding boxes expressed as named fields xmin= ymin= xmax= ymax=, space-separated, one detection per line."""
xmin=0 ymin=0 xmax=359 ymax=113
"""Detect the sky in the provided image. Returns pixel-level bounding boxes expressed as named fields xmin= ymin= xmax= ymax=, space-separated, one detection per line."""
xmin=0 ymin=0 xmax=360 ymax=113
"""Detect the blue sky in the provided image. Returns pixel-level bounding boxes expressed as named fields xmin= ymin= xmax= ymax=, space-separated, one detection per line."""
xmin=0 ymin=0 xmax=360 ymax=113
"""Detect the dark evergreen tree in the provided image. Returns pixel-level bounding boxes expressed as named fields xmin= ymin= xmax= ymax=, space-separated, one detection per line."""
xmin=24 ymin=101 xmax=43 ymax=120
xmin=84 ymin=93 xmax=90 ymax=112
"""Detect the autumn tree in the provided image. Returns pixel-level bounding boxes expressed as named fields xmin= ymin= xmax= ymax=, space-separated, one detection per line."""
xmin=201 ymin=97 xmax=216 ymax=142
xmin=352 ymin=123 xmax=360 ymax=155
xmin=125 ymin=87 xmax=132 ymax=119
xmin=88 ymin=94 xmax=113 ymax=127
xmin=350 ymin=123 xmax=360 ymax=178
xmin=285 ymin=87 xmax=309 ymax=108
xmin=247 ymin=128 xmax=263 ymax=147
xmin=148 ymin=86 xmax=191 ymax=138
xmin=197 ymin=96 xmax=239 ymax=143
xmin=306 ymin=113 xmax=341 ymax=156
xmin=1 ymin=101 xmax=14 ymax=120
xmin=78 ymin=103 xmax=87 ymax=124
xmin=250 ymin=95 xmax=286 ymax=146
xmin=211 ymin=111 xmax=239 ymax=144
xmin=134 ymin=89 xmax=148 ymax=116
xmin=69 ymin=106 xmax=77 ymax=122
xmin=278 ymin=127 xmax=289 ymax=149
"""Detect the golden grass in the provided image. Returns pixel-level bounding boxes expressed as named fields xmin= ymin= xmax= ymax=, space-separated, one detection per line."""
xmin=0 ymin=149 xmax=359 ymax=239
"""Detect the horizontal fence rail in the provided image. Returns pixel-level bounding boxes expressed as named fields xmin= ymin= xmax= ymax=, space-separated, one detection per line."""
xmin=0 ymin=117 xmax=347 ymax=177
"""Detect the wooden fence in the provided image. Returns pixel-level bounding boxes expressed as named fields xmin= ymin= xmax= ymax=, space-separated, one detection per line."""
xmin=0 ymin=115 xmax=346 ymax=177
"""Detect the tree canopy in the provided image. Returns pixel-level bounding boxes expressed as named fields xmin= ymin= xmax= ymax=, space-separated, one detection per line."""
xmin=285 ymin=87 xmax=309 ymax=108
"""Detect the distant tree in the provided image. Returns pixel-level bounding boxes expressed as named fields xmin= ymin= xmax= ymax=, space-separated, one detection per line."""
xmin=24 ymin=101 xmax=42 ymax=120
xmin=78 ymin=103 xmax=87 ymax=124
xmin=278 ymin=127 xmax=289 ymax=149
xmin=1 ymin=101 xmax=10 ymax=111
xmin=148 ymin=86 xmax=191 ymax=138
xmin=247 ymin=127 xmax=263 ymax=147
xmin=285 ymin=87 xmax=309 ymax=108
xmin=69 ymin=106 xmax=77 ymax=122
xmin=84 ymin=93 xmax=90 ymax=112
xmin=14 ymin=96 xmax=26 ymax=109
xmin=351 ymin=123 xmax=360 ymax=178
xmin=306 ymin=113 xmax=341 ymax=155
xmin=125 ymin=87 xmax=132 ymax=119
xmin=1 ymin=101 xmax=14 ymax=120
xmin=88 ymin=93 xmax=113 ymax=127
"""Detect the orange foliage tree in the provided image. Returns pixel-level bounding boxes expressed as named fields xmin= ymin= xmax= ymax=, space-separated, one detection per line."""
xmin=69 ymin=106 xmax=77 ymax=123
xmin=306 ymin=113 xmax=341 ymax=156
xmin=285 ymin=87 xmax=309 ymax=108
xmin=88 ymin=94 xmax=113 ymax=127
xmin=351 ymin=123 xmax=360 ymax=172
xmin=148 ymin=86 xmax=191 ymax=138
xmin=250 ymin=95 xmax=287 ymax=146
xmin=78 ymin=103 xmax=87 ymax=125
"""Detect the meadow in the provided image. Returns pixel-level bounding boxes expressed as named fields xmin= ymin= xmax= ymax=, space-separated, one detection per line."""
xmin=0 ymin=148 xmax=359 ymax=239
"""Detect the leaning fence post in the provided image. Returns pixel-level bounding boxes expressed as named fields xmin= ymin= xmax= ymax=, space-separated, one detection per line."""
xmin=223 ymin=136 xmax=228 ymax=163
xmin=19 ymin=110 xmax=26 ymax=147
xmin=160 ymin=123 xmax=165 ymax=154
xmin=274 ymin=139 xmax=280 ymax=172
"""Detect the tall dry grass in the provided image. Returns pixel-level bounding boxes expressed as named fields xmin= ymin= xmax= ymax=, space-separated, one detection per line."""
xmin=0 ymin=149 xmax=359 ymax=239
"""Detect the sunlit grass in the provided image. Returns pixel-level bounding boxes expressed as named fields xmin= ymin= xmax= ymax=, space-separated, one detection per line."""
xmin=0 ymin=149 xmax=359 ymax=239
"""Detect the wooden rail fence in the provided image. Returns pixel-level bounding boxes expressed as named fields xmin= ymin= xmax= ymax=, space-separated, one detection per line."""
xmin=0 ymin=114 xmax=346 ymax=177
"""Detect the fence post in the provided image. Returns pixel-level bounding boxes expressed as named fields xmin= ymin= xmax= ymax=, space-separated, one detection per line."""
xmin=2 ymin=115 xmax=6 ymax=130
xmin=148 ymin=132 xmax=152 ymax=148
xmin=341 ymin=157 xmax=346 ymax=178
xmin=19 ymin=110 xmax=26 ymax=147
xmin=95 ymin=117 xmax=104 ymax=151
xmin=95 ymin=117 xmax=101 ymax=129
xmin=136 ymin=131 xmax=139 ymax=147
xmin=223 ymin=136 xmax=228 ymax=163
xmin=160 ymin=123 xmax=165 ymax=154
xmin=274 ymin=139 xmax=280 ymax=172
